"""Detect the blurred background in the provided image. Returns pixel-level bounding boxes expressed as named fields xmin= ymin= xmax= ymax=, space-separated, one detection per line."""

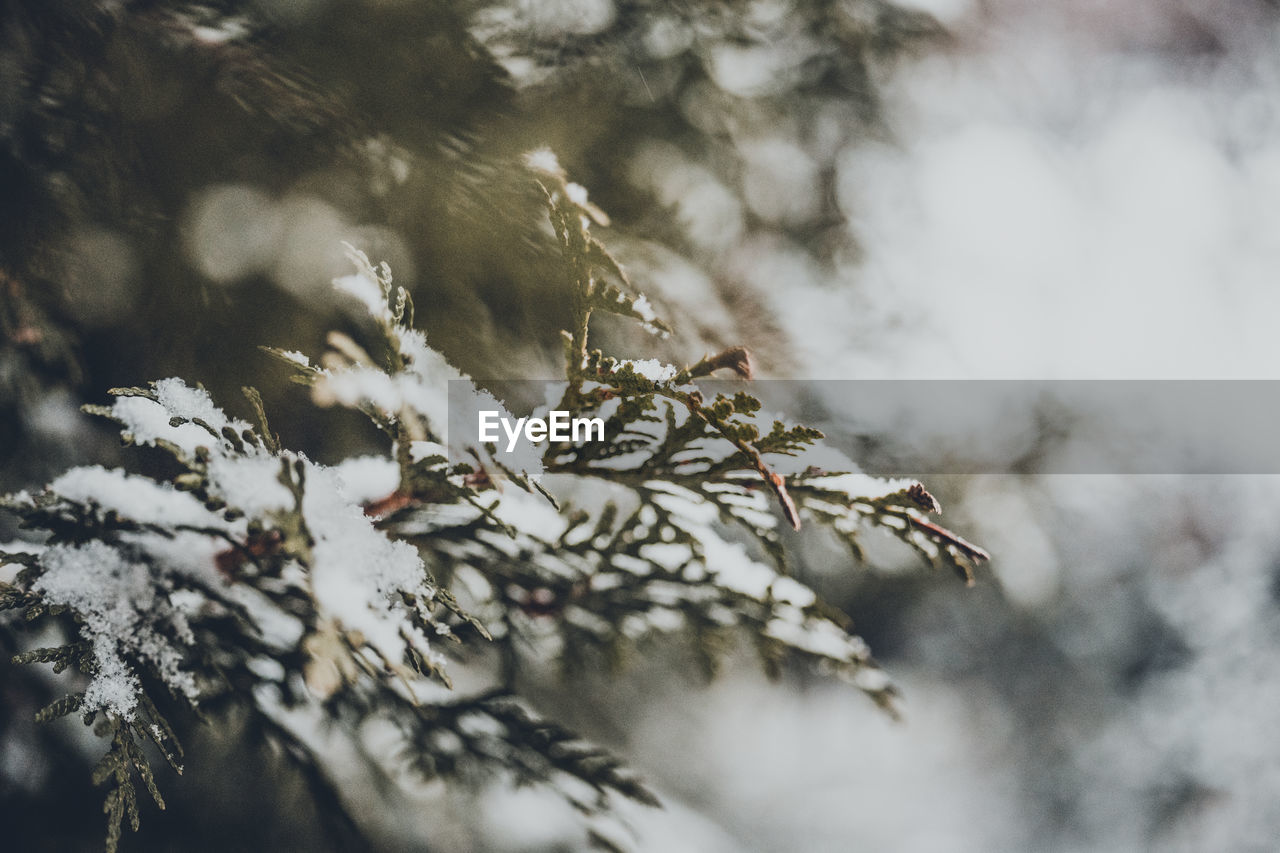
xmin=5 ymin=0 xmax=1280 ymax=850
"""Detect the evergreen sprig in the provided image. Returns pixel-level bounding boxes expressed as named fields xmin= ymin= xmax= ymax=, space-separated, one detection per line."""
xmin=0 ymin=157 xmax=987 ymax=852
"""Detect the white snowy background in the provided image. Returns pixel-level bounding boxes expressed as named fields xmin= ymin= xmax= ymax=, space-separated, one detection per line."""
xmin=574 ymin=1 xmax=1280 ymax=851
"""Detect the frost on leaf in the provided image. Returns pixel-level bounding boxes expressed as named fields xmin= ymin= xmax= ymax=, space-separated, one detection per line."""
xmin=35 ymin=540 xmax=197 ymax=719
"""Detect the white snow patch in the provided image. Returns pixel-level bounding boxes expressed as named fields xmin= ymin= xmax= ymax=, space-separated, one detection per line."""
xmin=110 ymin=379 xmax=251 ymax=457
xmin=302 ymin=464 xmax=437 ymax=669
xmin=35 ymin=541 xmax=201 ymax=719
xmin=334 ymin=456 xmax=402 ymax=505
xmin=334 ymin=270 xmax=391 ymax=321
xmin=206 ymin=456 xmax=294 ymax=516
xmin=276 ymin=350 xmax=311 ymax=367
xmin=50 ymin=466 xmax=225 ymax=529
xmin=616 ymin=359 xmax=678 ymax=383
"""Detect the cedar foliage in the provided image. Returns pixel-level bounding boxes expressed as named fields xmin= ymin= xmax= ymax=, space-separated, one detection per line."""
xmin=1 ymin=164 xmax=986 ymax=852
xmin=0 ymin=1 xmax=982 ymax=850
